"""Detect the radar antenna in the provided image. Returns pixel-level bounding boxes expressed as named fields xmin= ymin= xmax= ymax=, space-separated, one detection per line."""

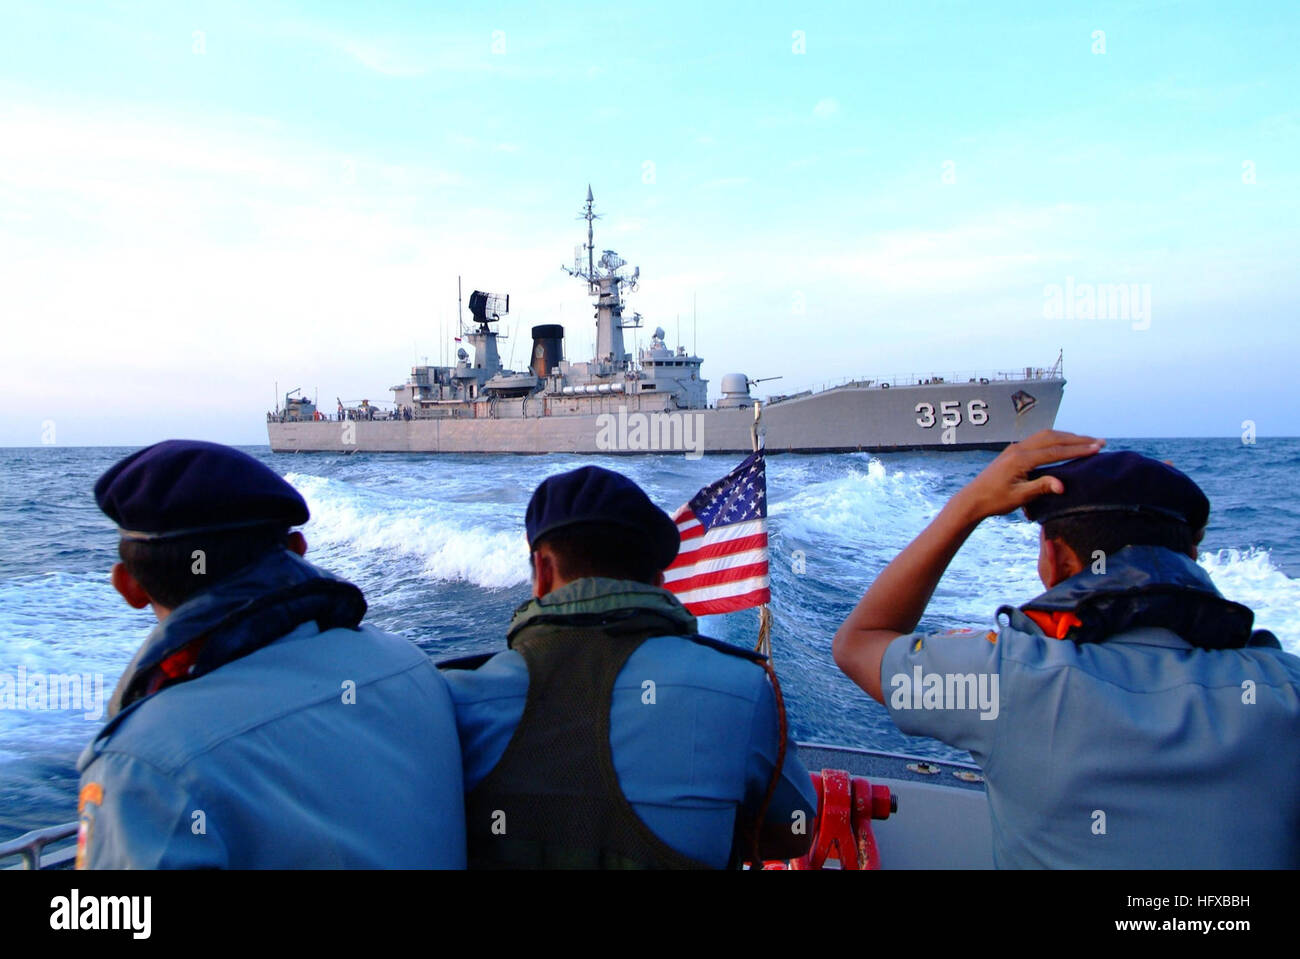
xmin=468 ymin=290 xmax=510 ymax=329
xmin=563 ymin=187 xmax=640 ymax=296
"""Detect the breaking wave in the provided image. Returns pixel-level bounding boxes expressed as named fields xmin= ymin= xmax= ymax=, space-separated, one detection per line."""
xmin=284 ymin=472 xmax=530 ymax=590
xmin=1199 ymin=548 xmax=1300 ymax=654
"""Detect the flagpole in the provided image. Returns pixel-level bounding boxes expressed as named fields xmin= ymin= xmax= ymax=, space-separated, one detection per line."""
xmin=747 ymin=394 xmax=788 ymax=868
xmin=753 ymin=398 xmax=772 ymax=659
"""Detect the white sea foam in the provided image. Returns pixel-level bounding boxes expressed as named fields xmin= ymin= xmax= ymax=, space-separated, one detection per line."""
xmin=0 ymin=573 xmax=140 ymax=675
xmin=0 ymin=572 xmax=139 ymax=752
xmin=1200 ymin=548 xmax=1300 ymax=654
xmin=284 ymin=472 xmax=529 ymax=589
xmin=772 ymin=457 xmax=943 ymax=550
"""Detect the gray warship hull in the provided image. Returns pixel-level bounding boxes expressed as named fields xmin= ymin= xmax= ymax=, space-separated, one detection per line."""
xmin=266 ymin=375 xmax=1064 ymax=454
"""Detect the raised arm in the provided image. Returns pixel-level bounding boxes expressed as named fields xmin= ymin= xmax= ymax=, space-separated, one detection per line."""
xmin=832 ymin=430 xmax=1105 ymax=703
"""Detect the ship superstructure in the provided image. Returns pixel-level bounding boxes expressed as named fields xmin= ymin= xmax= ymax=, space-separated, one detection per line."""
xmin=375 ymin=188 xmax=706 ymax=426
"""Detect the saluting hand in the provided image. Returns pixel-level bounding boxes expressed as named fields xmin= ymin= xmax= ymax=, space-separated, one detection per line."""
xmin=953 ymin=430 xmax=1106 ymax=522
xmin=836 ymin=429 xmax=1106 ymax=703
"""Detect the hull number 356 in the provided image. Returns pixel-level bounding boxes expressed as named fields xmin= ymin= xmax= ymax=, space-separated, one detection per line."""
xmin=915 ymin=399 xmax=989 ymax=429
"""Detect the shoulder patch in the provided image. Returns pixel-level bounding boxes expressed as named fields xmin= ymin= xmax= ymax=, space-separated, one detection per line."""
xmin=75 ymin=783 xmax=103 ymax=870
xmin=912 ymin=637 xmax=923 ymax=652
xmin=986 ymin=631 xmax=998 ymax=644
xmin=78 ymin=782 xmax=103 ymax=812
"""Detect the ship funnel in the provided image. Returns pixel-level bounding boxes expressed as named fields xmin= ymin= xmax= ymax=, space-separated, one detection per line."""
xmin=531 ymin=324 xmax=565 ymax=378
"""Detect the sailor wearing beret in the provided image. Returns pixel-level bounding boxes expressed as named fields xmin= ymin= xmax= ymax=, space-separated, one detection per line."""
xmin=441 ymin=465 xmax=817 ymax=868
xmin=77 ymin=440 xmax=466 ymax=868
xmin=833 ymin=430 xmax=1300 ymax=868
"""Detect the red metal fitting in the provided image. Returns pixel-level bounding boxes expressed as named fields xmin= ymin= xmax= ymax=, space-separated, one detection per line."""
xmin=785 ymin=769 xmax=893 ymax=870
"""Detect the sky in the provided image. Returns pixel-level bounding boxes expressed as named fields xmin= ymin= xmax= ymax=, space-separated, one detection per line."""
xmin=0 ymin=0 xmax=1296 ymax=446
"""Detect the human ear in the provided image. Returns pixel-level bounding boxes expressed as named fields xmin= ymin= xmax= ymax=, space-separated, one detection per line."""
xmin=111 ymin=562 xmax=152 ymax=610
xmin=531 ymin=550 xmax=556 ymax=598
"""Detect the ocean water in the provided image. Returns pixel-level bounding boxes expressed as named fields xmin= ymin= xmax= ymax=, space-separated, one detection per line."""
xmin=2 ymin=438 xmax=1298 ymax=842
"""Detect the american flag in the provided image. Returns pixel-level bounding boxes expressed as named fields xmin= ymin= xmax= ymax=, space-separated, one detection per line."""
xmin=664 ymin=450 xmax=770 ymax=615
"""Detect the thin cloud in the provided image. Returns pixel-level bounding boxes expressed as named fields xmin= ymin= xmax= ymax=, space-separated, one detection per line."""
xmin=339 ymin=40 xmax=431 ymax=77
xmin=813 ymin=98 xmax=840 ymax=119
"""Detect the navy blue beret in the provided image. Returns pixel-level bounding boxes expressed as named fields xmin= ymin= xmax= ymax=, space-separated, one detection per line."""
xmin=525 ymin=466 xmax=680 ymax=571
xmin=1024 ymin=450 xmax=1209 ymax=530
xmin=94 ymin=440 xmax=309 ymax=541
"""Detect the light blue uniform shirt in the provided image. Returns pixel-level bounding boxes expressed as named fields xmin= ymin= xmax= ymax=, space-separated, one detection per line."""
xmin=445 ymin=635 xmax=817 ymax=868
xmin=881 ymin=612 xmax=1300 ymax=868
xmin=77 ymin=621 xmax=467 ymax=868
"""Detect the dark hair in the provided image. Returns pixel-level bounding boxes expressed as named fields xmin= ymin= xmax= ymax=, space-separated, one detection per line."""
xmin=532 ymin=522 xmax=661 ymax=585
xmin=118 ymin=525 xmax=291 ymax=609
xmin=1041 ymin=511 xmax=1199 ymax=562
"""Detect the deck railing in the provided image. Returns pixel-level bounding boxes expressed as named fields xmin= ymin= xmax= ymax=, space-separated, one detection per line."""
xmin=0 ymin=822 xmax=78 ymax=870
xmin=769 ymin=366 xmax=1064 ymax=402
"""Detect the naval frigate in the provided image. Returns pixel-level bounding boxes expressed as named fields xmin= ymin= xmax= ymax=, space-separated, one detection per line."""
xmin=266 ymin=188 xmax=1064 ymax=455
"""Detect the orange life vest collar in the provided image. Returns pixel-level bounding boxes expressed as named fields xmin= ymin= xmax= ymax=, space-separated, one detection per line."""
xmin=1022 ymin=608 xmax=1084 ymax=640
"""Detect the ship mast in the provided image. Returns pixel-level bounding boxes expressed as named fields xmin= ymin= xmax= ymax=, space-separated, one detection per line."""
xmin=585 ymin=184 xmax=595 ymax=283
xmin=563 ymin=186 xmax=641 ymax=375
